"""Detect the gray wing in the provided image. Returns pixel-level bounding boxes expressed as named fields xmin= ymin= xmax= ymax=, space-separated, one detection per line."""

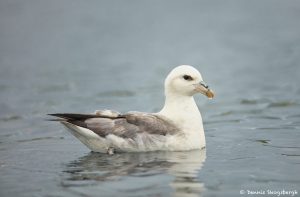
xmin=49 ymin=111 xmax=179 ymax=139
xmin=124 ymin=112 xmax=179 ymax=135
xmin=83 ymin=118 xmax=138 ymax=138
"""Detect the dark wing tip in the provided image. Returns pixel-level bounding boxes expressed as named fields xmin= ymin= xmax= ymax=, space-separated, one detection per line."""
xmin=47 ymin=113 xmax=70 ymax=119
xmin=47 ymin=113 xmax=102 ymax=120
xmin=48 ymin=113 xmax=60 ymax=116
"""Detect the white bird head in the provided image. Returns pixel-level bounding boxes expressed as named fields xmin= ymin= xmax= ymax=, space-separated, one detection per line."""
xmin=164 ymin=65 xmax=214 ymax=98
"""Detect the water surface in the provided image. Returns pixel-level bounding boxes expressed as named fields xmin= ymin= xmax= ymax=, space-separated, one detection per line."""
xmin=0 ymin=0 xmax=300 ymax=196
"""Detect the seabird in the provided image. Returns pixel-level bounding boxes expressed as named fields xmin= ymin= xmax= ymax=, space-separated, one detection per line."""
xmin=49 ymin=65 xmax=214 ymax=153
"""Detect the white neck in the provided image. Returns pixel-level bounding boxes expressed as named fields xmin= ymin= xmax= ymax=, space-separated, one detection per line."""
xmin=157 ymin=90 xmax=206 ymax=148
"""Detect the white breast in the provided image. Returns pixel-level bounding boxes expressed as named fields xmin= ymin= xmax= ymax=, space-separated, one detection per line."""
xmin=158 ymin=96 xmax=206 ymax=150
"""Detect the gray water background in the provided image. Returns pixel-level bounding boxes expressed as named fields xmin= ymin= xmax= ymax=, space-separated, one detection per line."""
xmin=0 ymin=0 xmax=300 ymax=196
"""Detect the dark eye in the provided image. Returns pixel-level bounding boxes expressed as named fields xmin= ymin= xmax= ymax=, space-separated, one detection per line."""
xmin=183 ymin=75 xmax=193 ymax=81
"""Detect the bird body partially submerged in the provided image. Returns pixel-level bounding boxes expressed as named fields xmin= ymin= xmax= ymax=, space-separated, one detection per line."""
xmin=49 ymin=65 xmax=214 ymax=153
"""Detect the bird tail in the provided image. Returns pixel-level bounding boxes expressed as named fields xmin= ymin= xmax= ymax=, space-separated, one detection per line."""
xmin=48 ymin=113 xmax=109 ymax=153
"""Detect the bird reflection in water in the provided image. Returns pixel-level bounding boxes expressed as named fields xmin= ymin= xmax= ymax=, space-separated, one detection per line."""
xmin=62 ymin=149 xmax=206 ymax=197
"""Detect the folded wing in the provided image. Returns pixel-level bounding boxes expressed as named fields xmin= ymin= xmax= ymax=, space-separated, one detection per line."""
xmin=48 ymin=111 xmax=179 ymax=139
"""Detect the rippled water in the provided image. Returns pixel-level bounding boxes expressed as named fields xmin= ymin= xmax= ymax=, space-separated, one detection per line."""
xmin=1 ymin=1 xmax=300 ymax=196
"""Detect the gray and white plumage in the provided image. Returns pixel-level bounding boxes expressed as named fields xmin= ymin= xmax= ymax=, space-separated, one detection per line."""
xmin=49 ymin=65 xmax=214 ymax=153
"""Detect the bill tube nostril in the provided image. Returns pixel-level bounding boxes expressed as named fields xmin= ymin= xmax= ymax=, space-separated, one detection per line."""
xmin=194 ymin=82 xmax=215 ymax=99
xmin=200 ymin=81 xmax=209 ymax=89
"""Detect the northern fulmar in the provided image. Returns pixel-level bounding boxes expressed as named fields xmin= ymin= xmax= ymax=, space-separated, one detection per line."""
xmin=49 ymin=65 xmax=214 ymax=154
